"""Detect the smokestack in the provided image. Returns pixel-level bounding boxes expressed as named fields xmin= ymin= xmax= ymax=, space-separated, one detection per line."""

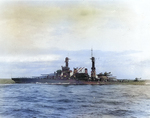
xmin=73 ymin=68 xmax=77 ymax=74
xmin=85 ymin=68 xmax=88 ymax=74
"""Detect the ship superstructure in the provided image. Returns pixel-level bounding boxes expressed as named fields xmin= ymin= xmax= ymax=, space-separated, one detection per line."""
xmin=12 ymin=51 xmax=117 ymax=84
xmin=61 ymin=57 xmax=70 ymax=78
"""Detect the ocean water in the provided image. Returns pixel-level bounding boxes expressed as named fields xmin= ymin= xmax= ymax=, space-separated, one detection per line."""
xmin=0 ymin=84 xmax=150 ymax=118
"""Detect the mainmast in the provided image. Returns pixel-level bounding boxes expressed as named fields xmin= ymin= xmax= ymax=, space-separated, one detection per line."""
xmin=91 ymin=48 xmax=93 ymax=57
xmin=91 ymin=49 xmax=96 ymax=80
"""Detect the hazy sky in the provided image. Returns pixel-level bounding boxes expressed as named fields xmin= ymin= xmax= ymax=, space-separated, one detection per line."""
xmin=0 ymin=0 xmax=150 ymax=79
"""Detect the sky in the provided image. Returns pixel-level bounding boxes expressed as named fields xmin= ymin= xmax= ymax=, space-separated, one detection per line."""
xmin=0 ymin=0 xmax=150 ymax=79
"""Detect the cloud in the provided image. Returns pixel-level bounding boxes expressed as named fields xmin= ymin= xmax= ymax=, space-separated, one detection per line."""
xmin=0 ymin=54 xmax=60 ymax=62
xmin=0 ymin=0 xmax=137 ymax=55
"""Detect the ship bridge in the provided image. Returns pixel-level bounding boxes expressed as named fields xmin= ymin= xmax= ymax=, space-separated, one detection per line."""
xmin=61 ymin=57 xmax=71 ymax=78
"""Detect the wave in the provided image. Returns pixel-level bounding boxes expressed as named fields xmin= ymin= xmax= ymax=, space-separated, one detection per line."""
xmin=107 ymin=109 xmax=134 ymax=117
xmin=57 ymin=99 xmax=73 ymax=103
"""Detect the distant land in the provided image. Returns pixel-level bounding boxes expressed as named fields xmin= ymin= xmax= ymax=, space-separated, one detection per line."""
xmin=0 ymin=79 xmax=15 ymax=84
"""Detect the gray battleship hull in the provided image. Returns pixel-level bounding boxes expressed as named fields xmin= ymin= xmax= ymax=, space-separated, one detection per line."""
xmin=11 ymin=78 xmax=106 ymax=85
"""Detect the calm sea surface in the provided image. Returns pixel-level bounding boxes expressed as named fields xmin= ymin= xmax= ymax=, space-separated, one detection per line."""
xmin=0 ymin=84 xmax=150 ymax=118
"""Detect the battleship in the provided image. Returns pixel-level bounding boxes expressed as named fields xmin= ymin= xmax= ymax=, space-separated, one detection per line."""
xmin=12 ymin=51 xmax=118 ymax=85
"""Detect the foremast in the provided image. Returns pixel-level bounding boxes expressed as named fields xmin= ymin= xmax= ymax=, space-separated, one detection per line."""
xmin=91 ymin=49 xmax=96 ymax=80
